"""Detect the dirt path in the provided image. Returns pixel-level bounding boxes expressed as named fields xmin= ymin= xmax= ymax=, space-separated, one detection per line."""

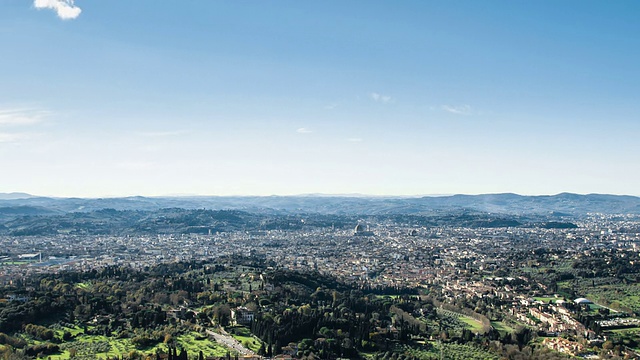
xmin=206 ymin=328 xmax=256 ymax=356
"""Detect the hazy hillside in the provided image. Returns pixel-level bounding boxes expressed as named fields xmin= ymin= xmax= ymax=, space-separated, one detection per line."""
xmin=0 ymin=192 xmax=35 ymax=200
xmin=1 ymin=193 xmax=639 ymax=216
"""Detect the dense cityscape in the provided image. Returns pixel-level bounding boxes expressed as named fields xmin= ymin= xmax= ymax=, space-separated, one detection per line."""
xmin=2 ymin=196 xmax=640 ymax=359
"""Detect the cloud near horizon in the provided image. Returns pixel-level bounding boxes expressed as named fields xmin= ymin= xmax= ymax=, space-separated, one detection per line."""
xmin=138 ymin=130 xmax=190 ymax=138
xmin=0 ymin=108 xmax=49 ymax=126
xmin=0 ymin=108 xmax=48 ymax=144
xmin=33 ymin=0 xmax=82 ymax=20
xmin=0 ymin=132 xmax=34 ymax=143
xmin=296 ymin=128 xmax=313 ymax=134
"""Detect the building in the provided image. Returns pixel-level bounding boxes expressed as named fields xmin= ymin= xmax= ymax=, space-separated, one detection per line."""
xmin=354 ymin=224 xmax=374 ymax=236
xmin=231 ymin=306 xmax=255 ymax=325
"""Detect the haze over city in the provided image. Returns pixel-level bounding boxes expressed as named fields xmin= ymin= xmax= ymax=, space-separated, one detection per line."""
xmin=1 ymin=1 xmax=639 ymax=197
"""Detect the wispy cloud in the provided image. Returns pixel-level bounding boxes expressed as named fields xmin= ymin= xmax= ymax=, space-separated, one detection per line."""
xmin=0 ymin=108 xmax=48 ymax=144
xmin=33 ymin=0 xmax=82 ymax=20
xmin=0 ymin=132 xmax=32 ymax=143
xmin=347 ymin=138 xmax=363 ymax=142
xmin=138 ymin=130 xmax=190 ymax=138
xmin=296 ymin=128 xmax=313 ymax=134
xmin=441 ymin=104 xmax=472 ymax=115
xmin=0 ymin=108 xmax=49 ymax=126
xmin=370 ymin=92 xmax=393 ymax=104
xmin=324 ymin=103 xmax=339 ymax=110
xmin=115 ymin=161 xmax=156 ymax=170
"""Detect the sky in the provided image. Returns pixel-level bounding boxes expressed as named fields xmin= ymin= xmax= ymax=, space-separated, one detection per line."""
xmin=1 ymin=1 xmax=639 ymax=197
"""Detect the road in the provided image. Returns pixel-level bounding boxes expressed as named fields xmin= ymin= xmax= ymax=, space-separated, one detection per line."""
xmin=206 ymin=327 xmax=257 ymax=356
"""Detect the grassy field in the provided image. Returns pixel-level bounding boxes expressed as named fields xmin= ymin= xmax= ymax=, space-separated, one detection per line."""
xmin=48 ymin=335 xmax=133 ymax=359
xmin=35 ymin=327 xmax=233 ymax=359
xmin=52 ymin=325 xmax=85 ymax=338
xmin=436 ymin=309 xmax=486 ymax=334
xmin=585 ymin=286 xmax=640 ymax=312
xmin=228 ymin=326 xmax=263 ymax=353
xmin=555 ymin=277 xmax=640 ymax=313
xmin=490 ymin=321 xmax=514 ymax=334
xmin=586 ymin=303 xmax=611 ymax=313
xmin=533 ymin=296 xmax=558 ymax=303
xmin=459 ymin=316 xmax=485 ymax=333
xmin=175 ymin=332 xmax=229 ymax=357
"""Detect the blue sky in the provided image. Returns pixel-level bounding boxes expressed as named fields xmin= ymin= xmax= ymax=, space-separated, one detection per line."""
xmin=1 ymin=1 xmax=639 ymax=197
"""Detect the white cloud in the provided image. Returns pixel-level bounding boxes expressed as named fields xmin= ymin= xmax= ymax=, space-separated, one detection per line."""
xmin=0 ymin=108 xmax=49 ymax=126
xmin=33 ymin=0 xmax=82 ymax=20
xmin=0 ymin=108 xmax=48 ymax=144
xmin=0 ymin=132 xmax=32 ymax=143
xmin=138 ymin=130 xmax=190 ymax=138
xmin=441 ymin=104 xmax=472 ymax=115
xmin=115 ymin=161 xmax=156 ymax=170
xmin=370 ymin=92 xmax=393 ymax=104
xmin=296 ymin=128 xmax=313 ymax=134
xmin=324 ymin=103 xmax=339 ymax=110
xmin=347 ymin=138 xmax=363 ymax=142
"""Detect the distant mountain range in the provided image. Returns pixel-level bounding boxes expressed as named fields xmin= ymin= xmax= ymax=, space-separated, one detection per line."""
xmin=0 ymin=192 xmax=639 ymax=216
xmin=0 ymin=192 xmax=36 ymax=200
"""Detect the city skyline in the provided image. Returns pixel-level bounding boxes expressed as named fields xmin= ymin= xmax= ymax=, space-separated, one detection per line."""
xmin=1 ymin=1 xmax=639 ymax=197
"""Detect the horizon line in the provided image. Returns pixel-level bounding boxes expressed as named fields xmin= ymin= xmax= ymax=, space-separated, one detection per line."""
xmin=1 ymin=191 xmax=639 ymax=200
